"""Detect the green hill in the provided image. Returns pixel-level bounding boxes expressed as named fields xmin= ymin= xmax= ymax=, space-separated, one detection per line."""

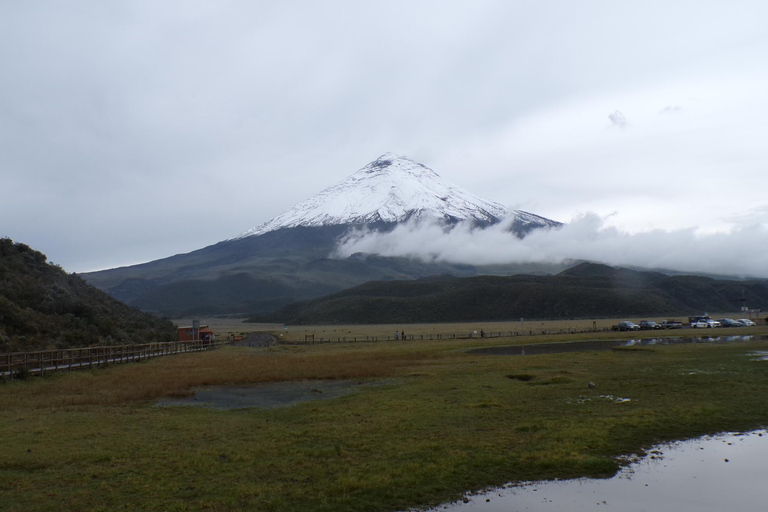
xmin=250 ymin=262 xmax=768 ymax=324
xmin=0 ymin=239 xmax=176 ymax=353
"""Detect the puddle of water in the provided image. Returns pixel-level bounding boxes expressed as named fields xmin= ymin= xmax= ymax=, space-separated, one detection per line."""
xmin=432 ymin=431 xmax=768 ymax=511
xmin=467 ymin=335 xmax=768 ymax=357
xmin=155 ymin=379 xmax=391 ymax=410
xmin=566 ymin=395 xmax=632 ymax=405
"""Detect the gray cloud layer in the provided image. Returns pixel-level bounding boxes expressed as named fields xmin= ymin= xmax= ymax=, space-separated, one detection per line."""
xmin=1 ymin=1 xmax=767 ymax=272
xmin=335 ymin=214 xmax=768 ymax=278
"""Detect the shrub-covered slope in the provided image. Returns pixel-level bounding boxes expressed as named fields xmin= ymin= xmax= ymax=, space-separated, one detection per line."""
xmin=0 ymin=239 xmax=176 ymax=352
xmin=251 ymin=262 xmax=768 ymax=324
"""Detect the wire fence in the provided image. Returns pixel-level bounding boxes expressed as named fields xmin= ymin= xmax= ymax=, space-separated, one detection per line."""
xmin=280 ymin=327 xmax=617 ymax=345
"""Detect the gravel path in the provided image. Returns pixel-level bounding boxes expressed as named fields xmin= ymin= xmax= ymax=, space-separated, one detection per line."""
xmin=233 ymin=332 xmax=277 ymax=348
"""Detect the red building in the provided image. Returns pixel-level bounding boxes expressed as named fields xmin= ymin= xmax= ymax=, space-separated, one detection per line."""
xmin=177 ymin=324 xmax=214 ymax=342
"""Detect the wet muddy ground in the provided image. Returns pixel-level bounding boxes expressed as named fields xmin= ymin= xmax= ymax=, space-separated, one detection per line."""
xmin=466 ymin=335 xmax=768 ymax=357
xmin=432 ymin=430 xmax=768 ymax=511
xmin=155 ymin=379 xmax=393 ymax=410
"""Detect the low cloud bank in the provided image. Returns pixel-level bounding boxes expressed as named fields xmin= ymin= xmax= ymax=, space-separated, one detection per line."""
xmin=334 ymin=213 xmax=768 ymax=278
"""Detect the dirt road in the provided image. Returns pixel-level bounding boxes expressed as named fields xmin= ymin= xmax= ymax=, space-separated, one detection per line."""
xmin=233 ymin=332 xmax=277 ymax=348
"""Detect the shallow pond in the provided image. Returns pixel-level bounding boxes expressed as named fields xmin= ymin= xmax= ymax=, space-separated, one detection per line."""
xmin=466 ymin=335 xmax=768 ymax=356
xmin=155 ymin=379 xmax=393 ymax=410
xmin=432 ymin=430 xmax=768 ymax=511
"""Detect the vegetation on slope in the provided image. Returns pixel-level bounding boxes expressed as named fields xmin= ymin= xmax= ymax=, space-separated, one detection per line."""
xmin=251 ymin=262 xmax=768 ymax=324
xmin=82 ymin=225 xmax=570 ymax=316
xmin=0 ymin=238 xmax=176 ymax=352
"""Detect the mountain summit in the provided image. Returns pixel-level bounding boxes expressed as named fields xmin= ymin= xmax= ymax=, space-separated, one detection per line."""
xmin=235 ymin=153 xmax=558 ymax=238
xmin=83 ymin=154 xmax=564 ymax=316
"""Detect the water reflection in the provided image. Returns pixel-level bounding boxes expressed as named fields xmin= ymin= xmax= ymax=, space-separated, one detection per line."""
xmin=467 ymin=335 xmax=768 ymax=357
xmin=434 ymin=431 xmax=768 ymax=511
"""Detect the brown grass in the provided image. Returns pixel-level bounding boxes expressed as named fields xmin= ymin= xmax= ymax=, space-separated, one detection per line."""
xmin=3 ymin=326 xmax=768 ymax=511
xmin=250 ymin=313 xmax=756 ymax=340
xmin=5 ymin=315 xmax=764 ymax=412
xmin=0 ymin=345 xmax=437 ymax=410
xmin=174 ymin=314 xmax=763 ymax=343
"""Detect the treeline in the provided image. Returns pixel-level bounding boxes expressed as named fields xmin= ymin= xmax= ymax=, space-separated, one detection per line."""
xmin=0 ymin=238 xmax=176 ymax=352
xmin=250 ymin=262 xmax=768 ymax=325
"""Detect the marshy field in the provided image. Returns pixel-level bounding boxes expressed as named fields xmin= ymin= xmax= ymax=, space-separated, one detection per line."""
xmin=2 ymin=318 xmax=768 ymax=511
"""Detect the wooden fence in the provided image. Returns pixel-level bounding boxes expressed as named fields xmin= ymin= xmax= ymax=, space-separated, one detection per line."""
xmin=1 ymin=340 xmax=224 ymax=379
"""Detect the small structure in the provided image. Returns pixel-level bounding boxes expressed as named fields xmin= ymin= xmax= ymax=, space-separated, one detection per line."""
xmin=177 ymin=321 xmax=214 ymax=342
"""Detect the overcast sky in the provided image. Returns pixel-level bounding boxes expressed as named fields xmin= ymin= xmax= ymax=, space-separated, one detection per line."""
xmin=2 ymin=1 xmax=767 ymax=274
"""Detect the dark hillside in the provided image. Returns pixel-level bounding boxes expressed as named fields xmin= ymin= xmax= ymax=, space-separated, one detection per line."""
xmin=82 ymin=225 xmax=572 ymax=316
xmin=251 ymin=263 xmax=768 ymax=324
xmin=0 ymin=239 xmax=176 ymax=352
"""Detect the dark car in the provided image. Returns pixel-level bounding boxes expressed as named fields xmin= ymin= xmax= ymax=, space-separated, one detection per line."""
xmin=638 ymin=320 xmax=660 ymax=330
xmin=658 ymin=320 xmax=683 ymax=329
xmin=612 ymin=321 xmax=640 ymax=331
xmin=718 ymin=318 xmax=744 ymax=328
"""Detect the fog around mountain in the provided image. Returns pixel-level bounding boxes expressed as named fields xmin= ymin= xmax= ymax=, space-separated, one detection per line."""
xmin=336 ymin=212 xmax=768 ymax=279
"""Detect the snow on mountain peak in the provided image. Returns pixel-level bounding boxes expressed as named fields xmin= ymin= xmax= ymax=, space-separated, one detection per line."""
xmin=234 ymin=154 xmax=552 ymax=239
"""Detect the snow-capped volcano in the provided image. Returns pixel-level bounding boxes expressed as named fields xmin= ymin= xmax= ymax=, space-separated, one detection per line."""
xmin=236 ymin=153 xmax=558 ymax=238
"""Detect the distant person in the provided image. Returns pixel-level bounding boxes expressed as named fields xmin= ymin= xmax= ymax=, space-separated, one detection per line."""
xmin=394 ymin=331 xmax=399 ymax=340
xmin=480 ymin=329 xmax=485 ymax=338
xmin=401 ymin=330 xmax=405 ymax=341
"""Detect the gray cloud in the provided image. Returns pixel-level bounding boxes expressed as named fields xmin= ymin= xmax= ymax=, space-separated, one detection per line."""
xmin=724 ymin=205 xmax=768 ymax=226
xmin=608 ymin=110 xmax=629 ymax=129
xmin=335 ymin=213 xmax=768 ymax=278
xmin=659 ymin=105 xmax=683 ymax=114
xmin=1 ymin=1 xmax=768 ymax=272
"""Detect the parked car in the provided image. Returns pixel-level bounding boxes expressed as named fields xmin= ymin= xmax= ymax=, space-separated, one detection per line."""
xmin=692 ymin=319 xmax=721 ymax=328
xmin=658 ymin=320 xmax=683 ymax=329
xmin=737 ymin=319 xmax=756 ymax=326
xmin=717 ymin=318 xmax=744 ymax=328
xmin=612 ymin=321 xmax=640 ymax=331
xmin=638 ymin=320 xmax=660 ymax=330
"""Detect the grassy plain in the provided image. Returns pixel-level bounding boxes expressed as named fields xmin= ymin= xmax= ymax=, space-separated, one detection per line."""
xmin=188 ymin=312 xmax=761 ymax=340
xmin=2 ymin=323 xmax=768 ymax=511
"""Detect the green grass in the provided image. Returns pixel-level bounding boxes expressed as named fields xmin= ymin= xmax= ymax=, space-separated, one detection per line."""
xmin=2 ymin=331 xmax=768 ymax=511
